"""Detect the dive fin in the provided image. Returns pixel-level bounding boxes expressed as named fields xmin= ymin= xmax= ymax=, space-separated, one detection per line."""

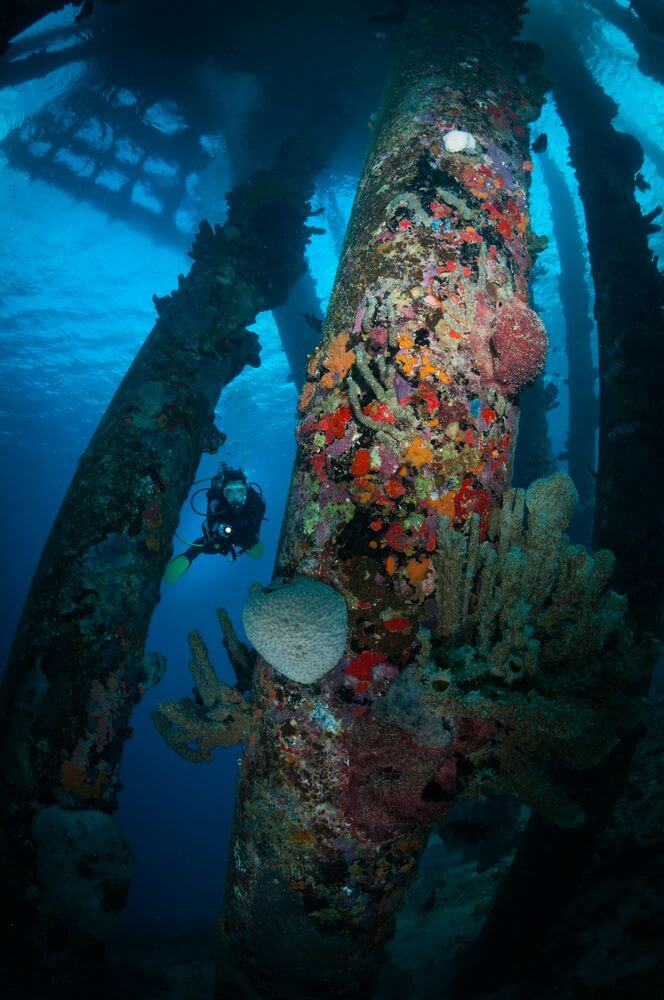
xmin=245 ymin=541 xmax=265 ymax=560
xmin=163 ymin=553 xmax=192 ymax=583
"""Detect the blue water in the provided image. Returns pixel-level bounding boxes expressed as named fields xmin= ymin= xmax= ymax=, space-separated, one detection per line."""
xmin=0 ymin=0 xmax=661 ymax=939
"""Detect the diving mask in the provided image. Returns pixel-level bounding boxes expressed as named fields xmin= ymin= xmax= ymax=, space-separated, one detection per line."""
xmin=223 ymin=481 xmax=248 ymax=510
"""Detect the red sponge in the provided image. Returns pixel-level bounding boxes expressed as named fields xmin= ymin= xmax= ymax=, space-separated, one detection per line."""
xmin=490 ymin=299 xmax=548 ymax=396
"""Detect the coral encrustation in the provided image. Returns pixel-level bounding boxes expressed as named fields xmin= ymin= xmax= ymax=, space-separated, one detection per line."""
xmin=221 ymin=4 xmax=551 ymax=996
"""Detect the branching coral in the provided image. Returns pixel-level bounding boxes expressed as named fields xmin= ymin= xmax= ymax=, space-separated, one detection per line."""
xmin=216 ymin=607 xmax=255 ymax=692
xmin=152 ymin=624 xmax=255 ymax=762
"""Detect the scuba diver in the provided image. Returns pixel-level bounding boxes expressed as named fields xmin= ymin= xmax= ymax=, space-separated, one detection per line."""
xmin=163 ymin=464 xmax=266 ymax=583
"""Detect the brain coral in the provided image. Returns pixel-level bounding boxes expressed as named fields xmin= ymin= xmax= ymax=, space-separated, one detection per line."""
xmin=242 ymin=576 xmax=348 ymax=684
xmin=489 ymin=298 xmax=548 ymax=396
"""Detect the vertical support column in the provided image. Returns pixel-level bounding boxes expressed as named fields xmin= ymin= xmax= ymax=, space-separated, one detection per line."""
xmin=219 ymin=3 xmax=547 ymax=996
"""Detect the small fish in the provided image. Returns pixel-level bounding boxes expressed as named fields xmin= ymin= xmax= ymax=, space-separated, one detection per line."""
xmin=532 ymin=132 xmax=548 ymax=153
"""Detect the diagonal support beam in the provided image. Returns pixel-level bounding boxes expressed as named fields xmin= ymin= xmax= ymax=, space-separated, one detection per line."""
xmin=0 ymin=128 xmax=334 ymax=994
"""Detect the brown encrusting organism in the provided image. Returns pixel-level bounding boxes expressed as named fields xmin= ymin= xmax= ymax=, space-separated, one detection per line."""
xmin=151 ymin=625 xmax=257 ymax=762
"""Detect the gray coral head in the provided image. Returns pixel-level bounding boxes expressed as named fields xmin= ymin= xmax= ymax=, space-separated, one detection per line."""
xmin=32 ymin=805 xmax=133 ymax=939
xmin=242 ymin=576 xmax=348 ymax=684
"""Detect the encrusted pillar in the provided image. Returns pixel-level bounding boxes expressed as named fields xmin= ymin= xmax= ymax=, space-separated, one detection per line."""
xmin=534 ymin=3 xmax=664 ymax=630
xmin=0 ymin=136 xmax=327 ymax=995
xmin=218 ymin=3 xmax=549 ymax=996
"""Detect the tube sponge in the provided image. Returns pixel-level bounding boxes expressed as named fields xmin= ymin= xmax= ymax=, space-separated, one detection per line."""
xmin=242 ymin=577 xmax=348 ymax=684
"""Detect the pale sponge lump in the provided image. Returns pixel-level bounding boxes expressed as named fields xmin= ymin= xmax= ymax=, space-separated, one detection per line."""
xmin=242 ymin=576 xmax=348 ymax=684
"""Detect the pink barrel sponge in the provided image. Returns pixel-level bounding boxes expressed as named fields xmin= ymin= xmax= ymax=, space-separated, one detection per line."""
xmin=489 ymin=299 xmax=548 ymax=396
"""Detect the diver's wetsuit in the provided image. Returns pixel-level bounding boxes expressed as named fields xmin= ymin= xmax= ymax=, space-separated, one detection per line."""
xmin=185 ymin=484 xmax=265 ymax=563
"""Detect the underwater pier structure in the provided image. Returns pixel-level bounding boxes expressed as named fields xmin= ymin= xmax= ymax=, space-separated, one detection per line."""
xmin=0 ymin=130 xmax=331 ymax=992
xmin=539 ymin=151 xmax=597 ymax=544
xmin=213 ymin=2 xmax=645 ymax=997
xmin=535 ymin=1 xmax=664 ymax=633
xmin=454 ymin=8 xmax=664 ymax=991
xmin=0 ymin=1 xmax=657 ymax=997
xmin=1 ymin=0 xmax=109 ymax=52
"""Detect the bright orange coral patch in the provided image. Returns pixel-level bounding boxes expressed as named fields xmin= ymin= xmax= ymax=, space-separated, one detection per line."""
xmin=298 ymin=381 xmax=316 ymax=413
xmin=396 ymin=352 xmax=418 ymax=376
xmin=321 ymin=333 xmax=356 ymax=388
xmin=428 ymin=491 xmax=456 ymax=518
xmin=406 ymin=556 xmax=431 ymax=582
xmin=405 ymin=436 xmax=433 ymax=467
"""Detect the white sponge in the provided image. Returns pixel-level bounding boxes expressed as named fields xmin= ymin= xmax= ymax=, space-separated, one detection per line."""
xmin=443 ymin=129 xmax=477 ymax=153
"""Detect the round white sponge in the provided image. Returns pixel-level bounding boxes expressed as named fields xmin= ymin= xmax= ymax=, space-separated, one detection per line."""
xmin=242 ymin=576 xmax=348 ymax=684
xmin=443 ymin=129 xmax=477 ymax=154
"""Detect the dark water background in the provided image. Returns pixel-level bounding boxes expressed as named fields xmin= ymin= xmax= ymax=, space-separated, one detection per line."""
xmin=0 ymin=0 xmax=662 ymax=965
